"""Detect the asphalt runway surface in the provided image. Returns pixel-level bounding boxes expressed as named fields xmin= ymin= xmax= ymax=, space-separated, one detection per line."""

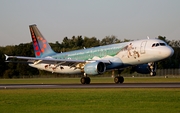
xmin=0 ymin=83 xmax=180 ymax=89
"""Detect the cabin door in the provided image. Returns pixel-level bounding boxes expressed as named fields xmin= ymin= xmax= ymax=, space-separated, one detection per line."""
xmin=140 ymin=41 xmax=147 ymax=54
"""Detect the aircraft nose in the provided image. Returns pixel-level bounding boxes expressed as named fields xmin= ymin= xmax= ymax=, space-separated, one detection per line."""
xmin=164 ymin=46 xmax=174 ymax=58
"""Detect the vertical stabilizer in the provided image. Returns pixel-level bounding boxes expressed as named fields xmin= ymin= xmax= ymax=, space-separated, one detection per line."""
xmin=29 ymin=24 xmax=56 ymax=58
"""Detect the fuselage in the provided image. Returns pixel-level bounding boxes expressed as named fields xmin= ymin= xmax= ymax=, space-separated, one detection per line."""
xmin=29 ymin=38 xmax=174 ymax=74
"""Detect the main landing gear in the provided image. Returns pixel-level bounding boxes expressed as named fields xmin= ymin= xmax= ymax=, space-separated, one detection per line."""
xmin=80 ymin=77 xmax=91 ymax=84
xmin=80 ymin=71 xmax=124 ymax=84
xmin=114 ymin=76 xmax=124 ymax=84
xmin=80 ymin=73 xmax=91 ymax=84
xmin=113 ymin=70 xmax=124 ymax=84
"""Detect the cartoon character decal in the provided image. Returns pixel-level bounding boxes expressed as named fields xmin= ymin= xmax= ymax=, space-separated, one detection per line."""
xmin=44 ymin=64 xmax=64 ymax=71
xmin=118 ymin=43 xmax=140 ymax=59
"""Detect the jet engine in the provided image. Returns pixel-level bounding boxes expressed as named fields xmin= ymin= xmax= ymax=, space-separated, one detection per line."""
xmin=133 ymin=62 xmax=156 ymax=76
xmin=84 ymin=62 xmax=106 ymax=75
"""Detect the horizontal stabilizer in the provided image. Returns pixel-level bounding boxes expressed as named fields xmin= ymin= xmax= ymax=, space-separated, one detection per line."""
xmin=5 ymin=60 xmax=33 ymax=64
xmin=4 ymin=54 xmax=9 ymax=60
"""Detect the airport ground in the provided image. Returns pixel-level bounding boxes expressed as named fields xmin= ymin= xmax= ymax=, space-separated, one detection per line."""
xmin=0 ymin=77 xmax=180 ymax=113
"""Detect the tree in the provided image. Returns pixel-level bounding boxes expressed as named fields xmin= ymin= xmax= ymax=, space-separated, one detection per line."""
xmin=158 ymin=36 xmax=170 ymax=44
xmin=0 ymin=50 xmax=6 ymax=78
xmin=50 ymin=41 xmax=62 ymax=53
xmin=101 ymin=35 xmax=120 ymax=45
xmin=122 ymin=39 xmax=131 ymax=42
xmin=82 ymin=36 xmax=100 ymax=48
xmin=3 ymin=69 xmax=17 ymax=78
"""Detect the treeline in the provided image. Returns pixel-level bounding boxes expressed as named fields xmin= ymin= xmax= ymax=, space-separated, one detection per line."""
xmin=0 ymin=35 xmax=179 ymax=78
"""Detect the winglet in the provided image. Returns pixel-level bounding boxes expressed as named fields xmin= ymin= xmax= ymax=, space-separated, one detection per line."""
xmin=4 ymin=54 xmax=9 ymax=60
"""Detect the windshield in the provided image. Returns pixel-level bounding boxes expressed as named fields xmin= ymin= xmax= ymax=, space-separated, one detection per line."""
xmin=152 ymin=43 xmax=166 ymax=47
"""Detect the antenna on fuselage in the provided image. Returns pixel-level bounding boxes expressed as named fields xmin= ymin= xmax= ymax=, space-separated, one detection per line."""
xmin=147 ymin=36 xmax=150 ymax=39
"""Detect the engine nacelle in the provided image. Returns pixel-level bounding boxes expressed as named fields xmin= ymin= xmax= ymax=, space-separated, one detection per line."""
xmin=133 ymin=62 xmax=156 ymax=76
xmin=84 ymin=62 xmax=106 ymax=75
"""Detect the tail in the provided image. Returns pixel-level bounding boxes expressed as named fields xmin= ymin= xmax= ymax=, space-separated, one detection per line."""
xmin=29 ymin=24 xmax=56 ymax=58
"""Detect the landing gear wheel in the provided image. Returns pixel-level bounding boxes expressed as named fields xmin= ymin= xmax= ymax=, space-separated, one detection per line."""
xmin=150 ymin=72 xmax=156 ymax=76
xmin=114 ymin=77 xmax=119 ymax=84
xmin=80 ymin=77 xmax=86 ymax=84
xmin=80 ymin=77 xmax=91 ymax=84
xmin=114 ymin=76 xmax=124 ymax=84
xmin=152 ymin=72 xmax=156 ymax=76
xmin=119 ymin=76 xmax=124 ymax=83
xmin=86 ymin=77 xmax=91 ymax=84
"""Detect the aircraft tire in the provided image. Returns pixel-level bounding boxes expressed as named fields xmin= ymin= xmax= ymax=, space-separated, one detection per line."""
xmin=80 ymin=77 xmax=86 ymax=84
xmin=119 ymin=76 xmax=124 ymax=83
xmin=152 ymin=72 xmax=156 ymax=76
xmin=114 ymin=76 xmax=120 ymax=84
xmin=114 ymin=76 xmax=124 ymax=84
xmin=150 ymin=72 xmax=153 ymax=76
xmin=86 ymin=77 xmax=91 ymax=84
xmin=150 ymin=72 xmax=156 ymax=76
xmin=80 ymin=77 xmax=91 ymax=84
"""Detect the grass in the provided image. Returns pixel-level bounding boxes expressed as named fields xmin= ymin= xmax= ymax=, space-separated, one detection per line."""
xmin=0 ymin=88 xmax=180 ymax=113
xmin=0 ymin=77 xmax=180 ymax=84
xmin=0 ymin=77 xmax=180 ymax=113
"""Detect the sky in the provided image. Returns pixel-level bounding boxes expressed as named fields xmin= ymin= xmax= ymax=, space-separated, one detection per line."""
xmin=0 ymin=0 xmax=180 ymax=46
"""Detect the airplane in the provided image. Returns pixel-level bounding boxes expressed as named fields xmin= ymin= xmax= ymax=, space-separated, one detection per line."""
xmin=5 ymin=24 xmax=174 ymax=84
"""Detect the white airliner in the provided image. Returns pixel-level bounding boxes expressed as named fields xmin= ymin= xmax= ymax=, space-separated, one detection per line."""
xmin=5 ymin=24 xmax=174 ymax=84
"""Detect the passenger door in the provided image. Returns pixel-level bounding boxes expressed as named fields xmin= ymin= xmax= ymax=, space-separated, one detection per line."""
xmin=140 ymin=41 xmax=147 ymax=54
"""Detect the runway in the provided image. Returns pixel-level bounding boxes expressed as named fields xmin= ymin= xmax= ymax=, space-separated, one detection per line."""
xmin=0 ymin=83 xmax=180 ymax=89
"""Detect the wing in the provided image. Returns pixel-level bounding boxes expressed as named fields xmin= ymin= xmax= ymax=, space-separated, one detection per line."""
xmin=5 ymin=54 xmax=111 ymax=67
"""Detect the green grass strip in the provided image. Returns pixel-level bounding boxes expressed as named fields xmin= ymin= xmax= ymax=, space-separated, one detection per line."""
xmin=0 ymin=88 xmax=180 ymax=113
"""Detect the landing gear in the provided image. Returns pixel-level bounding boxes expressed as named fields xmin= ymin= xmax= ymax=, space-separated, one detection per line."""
xmin=80 ymin=77 xmax=91 ymax=84
xmin=113 ymin=70 xmax=124 ymax=84
xmin=148 ymin=62 xmax=157 ymax=76
xmin=114 ymin=76 xmax=124 ymax=84
xmin=80 ymin=73 xmax=91 ymax=84
xmin=150 ymin=72 xmax=156 ymax=76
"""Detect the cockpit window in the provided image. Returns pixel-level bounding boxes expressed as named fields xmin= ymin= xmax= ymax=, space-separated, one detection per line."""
xmin=160 ymin=43 xmax=166 ymax=46
xmin=152 ymin=43 xmax=166 ymax=47
xmin=156 ymin=43 xmax=159 ymax=46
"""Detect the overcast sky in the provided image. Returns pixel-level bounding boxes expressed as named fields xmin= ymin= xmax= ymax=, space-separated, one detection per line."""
xmin=0 ymin=0 xmax=180 ymax=46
